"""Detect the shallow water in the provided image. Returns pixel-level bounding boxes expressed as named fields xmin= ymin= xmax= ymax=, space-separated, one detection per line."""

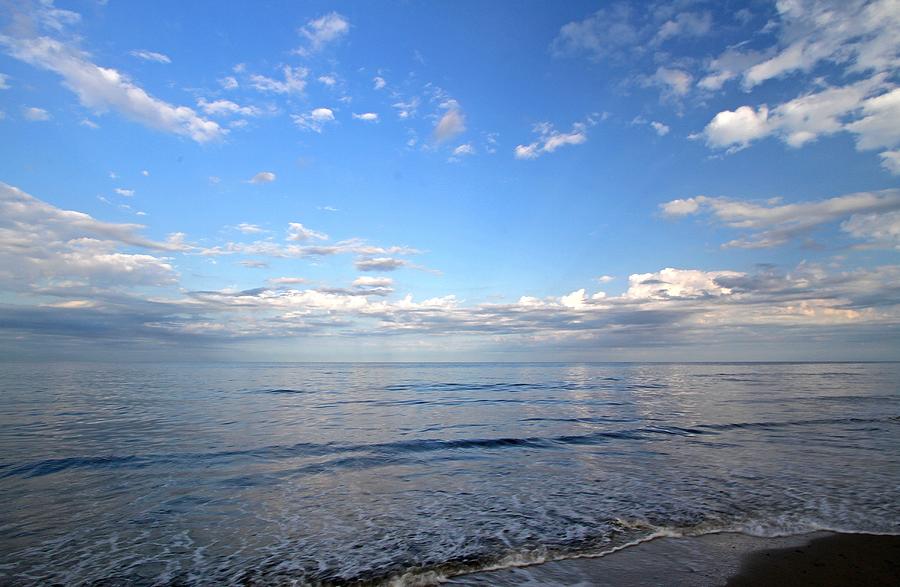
xmin=0 ymin=362 xmax=898 ymax=585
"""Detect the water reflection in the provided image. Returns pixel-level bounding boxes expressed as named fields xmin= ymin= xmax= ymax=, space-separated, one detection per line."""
xmin=0 ymin=362 xmax=897 ymax=584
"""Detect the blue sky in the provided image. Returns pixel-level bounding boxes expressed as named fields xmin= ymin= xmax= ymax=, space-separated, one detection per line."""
xmin=1 ymin=0 xmax=899 ymax=361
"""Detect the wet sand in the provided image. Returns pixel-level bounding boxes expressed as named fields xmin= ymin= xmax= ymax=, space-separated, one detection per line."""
xmin=447 ymin=531 xmax=900 ymax=586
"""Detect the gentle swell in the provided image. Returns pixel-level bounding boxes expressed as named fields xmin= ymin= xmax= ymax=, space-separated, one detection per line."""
xmin=3 ymin=415 xmax=896 ymax=480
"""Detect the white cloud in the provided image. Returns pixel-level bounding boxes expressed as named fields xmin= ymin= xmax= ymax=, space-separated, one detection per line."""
xmin=880 ymin=150 xmax=900 ymax=174
xmin=654 ymin=11 xmax=712 ymax=44
xmin=0 ymin=182 xmax=180 ymax=289
xmin=392 ymin=97 xmax=419 ymax=119
xmin=141 ymin=170 xmax=149 ymax=177
xmin=80 ymin=118 xmax=98 ymax=129
xmin=703 ymin=105 xmax=771 ymax=150
xmin=552 ymin=5 xmax=712 ymax=61
xmin=353 ymin=276 xmax=393 ymax=288
xmin=699 ymin=0 xmax=898 ymax=94
xmin=318 ymin=74 xmax=337 ymax=86
xmin=434 ymin=107 xmax=466 ymax=143
xmin=249 ymin=171 xmax=276 ymax=184
xmin=23 ymin=106 xmax=50 ymax=121
xmin=0 ymin=73 xmax=9 ymax=89
xmin=236 ymin=223 xmax=264 ymax=234
xmin=130 ymin=50 xmax=171 ymax=64
xmin=650 ymin=121 xmax=670 ymax=136
xmin=841 ymin=210 xmax=900 ymax=249
xmin=597 ymin=275 xmax=615 ymax=283
xmin=355 ymin=257 xmax=410 ymax=272
xmin=702 ymin=75 xmax=899 ymax=162
xmin=743 ymin=0 xmax=899 ymax=89
xmin=269 ymin=276 xmax=307 ymax=286
xmin=661 ymin=189 xmax=900 ymax=248
xmin=292 ymin=107 xmax=335 ymax=132
xmin=515 ymin=117 xmax=597 ymax=160
xmin=373 ymin=76 xmax=386 ymax=90
xmin=2 ymin=36 xmax=223 ymax=142
xmin=219 ymin=76 xmax=238 ymax=90
xmin=844 ymin=87 xmax=900 ymax=151
xmin=250 ymin=66 xmax=307 ymax=94
xmin=197 ymin=98 xmax=261 ymax=118
xmin=650 ymin=66 xmax=693 ymax=97
xmin=551 ymin=5 xmax=640 ymax=60
xmin=114 ymin=188 xmax=134 ymax=197
xmin=352 ymin=112 xmax=378 ymax=122
xmin=286 ymin=222 xmax=328 ymax=242
xmin=297 ymin=12 xmax=349 ymax=54
xmin=4 ymin=184 xmax=899 ymax=353
xmin=625 ymin=268 xmax=742 ymax=300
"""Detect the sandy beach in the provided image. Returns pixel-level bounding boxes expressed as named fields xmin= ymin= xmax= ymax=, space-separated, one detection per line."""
xmin=448 ymin=531 xmax=900 ymax=586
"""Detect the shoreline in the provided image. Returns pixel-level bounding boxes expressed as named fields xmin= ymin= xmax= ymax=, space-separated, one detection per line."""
xmin=446 ymin=531 xmax=900 ymax=586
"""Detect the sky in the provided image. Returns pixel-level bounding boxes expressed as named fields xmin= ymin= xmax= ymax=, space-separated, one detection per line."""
xmin=0 ymin=0 xmax=899 ymax=361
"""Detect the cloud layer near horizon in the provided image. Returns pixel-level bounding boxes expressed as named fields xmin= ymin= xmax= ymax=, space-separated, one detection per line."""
xmin=2 ymin=182 xmax=898 ymax=359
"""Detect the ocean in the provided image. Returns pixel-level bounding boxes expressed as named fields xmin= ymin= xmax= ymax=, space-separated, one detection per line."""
xmin=0 ymin=362 xmax=898 ymax=585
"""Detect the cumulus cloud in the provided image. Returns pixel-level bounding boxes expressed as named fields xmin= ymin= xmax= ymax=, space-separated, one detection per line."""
xmin=292 ymin=107 xmax=335 ymax=132
xmin=373 ymin=76 xmax=386 ymax=90
xmin=0 ymin=182 xmax=180 ymax=290
xmin=514 ymin=116 xmax=598 ymax=159
xmin=297 ymin=12 xmax=349 ymax=54
xmin=114 ymin=188 xmax=134 ymax=197
xmin=1 ymin=36 xmax=223 ymax=142
xmin=286 ymin=222 xmax=328 ymax=242
xmin=650 ymin=121 xmax=670 ymax=136
xmin=0 ymin=73 xmax=11 ymax=89
xmin=625 ymin=268 xmax=743 ymax=300
xmin=3 ymin=186 xmax=899 ymax=356
xmin=701 ymin=75 xmax=900 ymax=165
xmin=130 ymin=50 xmax=170 ymax=64
xmin=661 ymin=189 xmax=900 ymax=248
xmin=248 ymin=171 xmax=276 ymax=184
xmin=352 ymin=112 xmax=378 ymax=122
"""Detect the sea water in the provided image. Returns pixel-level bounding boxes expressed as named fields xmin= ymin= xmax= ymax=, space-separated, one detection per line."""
xmin=1 ymin=362 xmax=898 ymax=585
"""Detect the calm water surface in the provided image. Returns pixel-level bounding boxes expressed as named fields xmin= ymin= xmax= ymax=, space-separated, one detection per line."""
xmin=0 ymin=362 xmax=898 ymax=585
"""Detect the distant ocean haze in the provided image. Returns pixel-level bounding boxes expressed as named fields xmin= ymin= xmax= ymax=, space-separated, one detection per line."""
xmin=0 ymin=362 xmax=898 ymax=584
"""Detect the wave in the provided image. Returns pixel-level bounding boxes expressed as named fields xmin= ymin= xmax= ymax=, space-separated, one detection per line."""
xmin=3 ymin=415 xmax=896 ymax=480
xmin=375 ymin=519 xmax=900 ymax=587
